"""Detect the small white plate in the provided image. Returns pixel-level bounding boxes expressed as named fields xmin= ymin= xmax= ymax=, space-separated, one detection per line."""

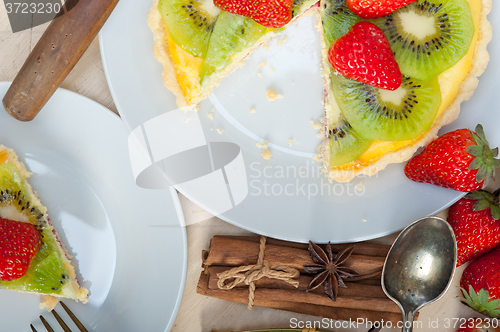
xmin=100 ymin=1 xmax=500 ymax=243
xmin=0 ymin=82 xmax=187 ymax=332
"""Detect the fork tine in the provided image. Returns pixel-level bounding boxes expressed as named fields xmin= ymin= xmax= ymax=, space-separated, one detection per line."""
xmin=39 ymin=315 xmax=55 ymax=332
xmin=60 ymin=301 xmax=89 ymax=332
xmin=52 ymin=309 xmax=72 ymax=332
xmin=30 ymin=324 xmax=38 ymax=332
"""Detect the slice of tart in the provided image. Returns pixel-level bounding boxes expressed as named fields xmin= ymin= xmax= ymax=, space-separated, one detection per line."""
xmin=0 ymin=145 xmax=88 ymax=310
xmin=321 ymin=0 xmax=492 ymax=182
xmin=147 ymin=0 xmax=318 ymax=108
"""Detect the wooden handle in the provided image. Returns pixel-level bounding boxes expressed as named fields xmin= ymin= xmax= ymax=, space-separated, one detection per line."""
xmin=2 ymin=0 xmax=120 ymax=121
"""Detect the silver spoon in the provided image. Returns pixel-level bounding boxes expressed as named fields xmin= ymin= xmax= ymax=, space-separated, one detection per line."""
xmin=382 ymin=216 xmax=457 ymax=332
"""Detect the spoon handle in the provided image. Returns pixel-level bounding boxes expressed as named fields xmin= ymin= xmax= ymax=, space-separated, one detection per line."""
xmin=402 ymin=311 xmax=415 ymax=332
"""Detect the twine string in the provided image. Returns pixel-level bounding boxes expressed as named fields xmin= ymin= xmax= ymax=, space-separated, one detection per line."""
xmin=217 ymin=236 xmax=300 ymax=310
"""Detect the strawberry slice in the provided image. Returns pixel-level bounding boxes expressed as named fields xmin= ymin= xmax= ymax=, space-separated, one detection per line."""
xmin=328 ymin=21 xmax=402 ymax=90
xmin=0 ymin=218 xmax=42 ymax=281
xmin=213 ymin=0 xmax=293 ymax=28
xmin=346 ymin=0 xmax=417 ymax=19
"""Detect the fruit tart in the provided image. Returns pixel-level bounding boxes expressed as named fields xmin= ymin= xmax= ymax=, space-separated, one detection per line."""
xmin=147 ymin=0 xmax=492 ymax=182
xmin=0 ymin=145 xmax=88 ymax=310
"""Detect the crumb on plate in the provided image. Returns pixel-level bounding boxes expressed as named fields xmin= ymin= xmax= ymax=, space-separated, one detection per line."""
xmin=266 ymin=89 xmax=283 ymax=101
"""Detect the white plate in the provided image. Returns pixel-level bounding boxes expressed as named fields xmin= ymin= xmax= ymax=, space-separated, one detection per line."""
xmin=0 ymin=82 xmax=187 ymax=332
xmin=100 ymin=1 xmax=500 ymax=243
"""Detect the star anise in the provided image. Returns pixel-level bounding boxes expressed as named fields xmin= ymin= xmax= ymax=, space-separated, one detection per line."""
xmin=303 ymin=241 xmax=360 ymax=301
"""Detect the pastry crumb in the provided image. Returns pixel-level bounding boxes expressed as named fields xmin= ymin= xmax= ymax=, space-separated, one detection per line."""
xmin=257 ymin=140 xmax=272 ymax=160
xmin=277 ymin=36 xmax=288 ymax=47
xmin=207 ymin=113 xmax=214 ymax=121
xmin=262 ymin=41 xmax=270 ymax=50
xmin=355 ymin=181 xmax=364 ymax=191
xmin=210 ymin=128 xmax=213 ymax=131
xmin=250 ymin=108 xmax=256 ymax=114
xmin=313 ymin=154 xmax=322 ymax=163
xmin=288 ymin=138 xmax=294 ymax=147
xmin=362 ymin=219 xmax=368 ymax=223
xmin=258 ymin=61 xmax=267 ymax=68
xmin=216 ymin=128 xmax=224 ymax=135
xmin=266 ymin=89 xmax=283 ymax=101
xmin=257 ymin=73 xmax=263 ymax=78
xmin=185 ymin=117 xmax=191 ymax=123
xmin=262 ymin=149 xmax=272 ymax=160
xmin=269 ymin=66 xmax=277 ymax=72
xmin=310 ymin=120 xmax=322 ymax=131
xmin=209 ymin=107 xmax=214 ymax=113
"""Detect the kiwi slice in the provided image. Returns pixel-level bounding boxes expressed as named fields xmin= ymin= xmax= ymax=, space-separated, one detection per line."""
xmin=331 ymin=74 xmax=442 ymax=141
xmin=292 ymin=0 xmax=319 ymax=19
xmin=200 ymin=12 xmax=267 ymax=86
xmin=321 ymin=0 xmax=361 ymax=47
xmin=0 ymin=163 xmax=69 ymax=293
xmin=158 ymin=0 xmax=221 ymax=58
xmin=328 ymin=117 xmax=372 ymax=167
xmin=371 ymin=0 xmax=474 ymax=81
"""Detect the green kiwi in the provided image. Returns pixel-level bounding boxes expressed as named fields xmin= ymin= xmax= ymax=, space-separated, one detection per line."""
xmin=328 ymin=117 xmax=372 ymax=167
xmin=0 ymin=163 xmax=69 ymax=294
xmin=292 ymin=0 xmax=319 ymax=19
xmin=158 ymin=0 xmax=221 ymax=58
xmin=321 ymin=0 xmax=361 ymax=47
xmin=371 ymin=0 xmax=474 ymax=81
xmin=331 ymin=74 xmax=442 ymax=141
xmin=200 ymin=12 xmax=267 ymax=86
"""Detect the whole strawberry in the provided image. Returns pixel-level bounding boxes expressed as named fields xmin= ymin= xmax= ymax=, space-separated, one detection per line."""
xmin=328 ymin=21 xmax=402 ymax=90
xmin=346 ymin=0 xmax=417 ymax=19
xmin=456 ymin=318 xmax=500 ymax=332
xmin=461 ymin=245 xmax=500 ymax=317
xmin=214 ymin=0 xmax=293 ymax=28
xmin=448 ymin=189 xmax=500 ymax=266
xmin=405 ymin=124 xmax=500 ymax=192
xmin=0 ymin=218 xmax=42 ymax=281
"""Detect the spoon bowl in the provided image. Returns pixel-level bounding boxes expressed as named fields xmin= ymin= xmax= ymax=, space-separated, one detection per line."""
xmin=382 ymin=216 xmax=457 ymax=332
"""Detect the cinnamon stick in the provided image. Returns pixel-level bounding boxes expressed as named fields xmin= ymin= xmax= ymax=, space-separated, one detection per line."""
xmin=197 ymin=272 xmax=402 ymax=324
xmin=215 ymin=235 xmax=391 ymax=257
xmin=202 ymin=236 xmax=385 ymax=276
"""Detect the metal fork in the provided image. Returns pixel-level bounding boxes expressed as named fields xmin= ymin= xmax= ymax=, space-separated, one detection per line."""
xmin=30 ymin=301 xmax=88 ymax=332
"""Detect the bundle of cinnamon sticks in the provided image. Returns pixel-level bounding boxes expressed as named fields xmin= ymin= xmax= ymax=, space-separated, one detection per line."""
xmin=197 ymin=235 xmax=404 ymax=324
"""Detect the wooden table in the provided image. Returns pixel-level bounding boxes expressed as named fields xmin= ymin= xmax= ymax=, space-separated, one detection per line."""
xmin=0 ymin=8 xmax=494 ymax=332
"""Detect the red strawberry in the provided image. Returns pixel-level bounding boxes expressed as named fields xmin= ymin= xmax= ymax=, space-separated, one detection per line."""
xmin=460 ymin=245 xmax=500 ymax=317
xmin=448 ymin=189 xmax=500 ymax=266
xmin=328 ymin=21 xmax=402 ymax=91
xmin=0 ymin=218 xmax=42 ymax=281
xmin=346 ymin=0 xmax=417 ymax=19
xmin=404 ymin=124 xmax=500 ymax=192
xmin=213 ymin=0 xmax=293 ymax=28
xmin=456 ymin=318 xmax=500 ymax=331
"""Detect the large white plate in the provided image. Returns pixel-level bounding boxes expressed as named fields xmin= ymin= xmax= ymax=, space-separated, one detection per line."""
xmin=100 ymin=1 xmax=500 ymax=243
xmin=0 ymin=82 xmax=187 ymax=332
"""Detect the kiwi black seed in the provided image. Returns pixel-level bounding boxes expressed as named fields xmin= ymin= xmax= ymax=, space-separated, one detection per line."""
xmin=371 ymin=0 xmax=474 ymax=80
xmin=321 ymin=0 xmax=361 ymax=47
xmin=328 ymin=117 xmax=372 ymax=167
xmin=331 ymin=73 xmax=442 ymax=141
xmin=158 ymin=0 xmax=221 ymax=58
